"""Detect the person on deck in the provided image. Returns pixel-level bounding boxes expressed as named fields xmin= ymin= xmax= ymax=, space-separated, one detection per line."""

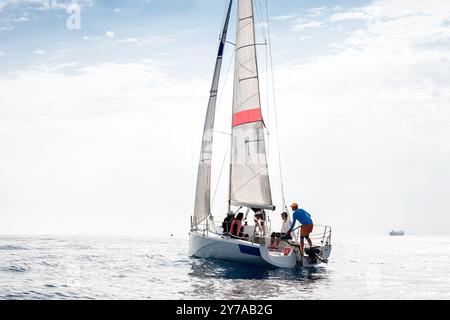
xmin=253 ymin=209 xmax=267 ymax=236
xmin=222 ymin=211 xmax=235 ymax=235
xmin=230 ymin=212 xmax=248 ymax=240
xmin=286 ymin=203 xmax=314 ymax=255
xmin=270 ymin=212 xmax=292 ymax=249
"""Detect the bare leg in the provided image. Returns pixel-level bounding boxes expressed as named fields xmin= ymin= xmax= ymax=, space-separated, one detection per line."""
xmin=306 ymin=236 xmax=313 ymax=248
xmin=300 ymin=237 xmax=305 ymax=255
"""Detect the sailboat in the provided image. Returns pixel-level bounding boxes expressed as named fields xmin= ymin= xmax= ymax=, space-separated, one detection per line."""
xmin=189 ymin=0 xmax=332 ymax=268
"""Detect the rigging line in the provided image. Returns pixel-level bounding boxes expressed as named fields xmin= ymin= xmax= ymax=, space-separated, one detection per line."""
xmin=238 ymin=92 xmax=259 ymax=107
xmin=211 ymin=140 xmax=231 ymax=207
xmin=236 ymin=54 xmax=256 ymax=74
xmin=229 ymin=136 xmax=264 ymax=178
xmin=231 ymin=136 xmax=272 ymax=182
xmin=265 ymin=0 xmax=288 ymax=211
xmin=214 ymin=130 xmax=232 ymax=136
xmin=232 ymin=169 xmax=266 ymax=194
xmin=237 ymin=19 xmax=254 ymax=34
xmin=253 ymin=0 xmax=268 ymax=43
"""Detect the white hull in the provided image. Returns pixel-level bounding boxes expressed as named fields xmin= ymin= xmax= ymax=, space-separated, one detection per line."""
xmin=189 ymin=231 xmax=332 ymax=269
xmin=189 ymin=231 xmax=271 ymax=266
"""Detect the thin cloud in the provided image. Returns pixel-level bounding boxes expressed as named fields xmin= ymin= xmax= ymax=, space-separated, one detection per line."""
xmin=33 ymin=48 xmax=46 ymax=54
xmin=114 ymin=36 xmax=176 ymax=46
xmin=307 ymin=6 xmax=327 ymax=17
xmin=299 ymin=35 xmax=312 ymax=41
xmin=329 ymin=10 xmax=371 ymax=21
xmin=13 ymin=16 xmax=30 ymax=22
xmin=292 ymin=19 xmax=323 ymax=31
xmin=272 ymin=14 xmax=295 ymax=21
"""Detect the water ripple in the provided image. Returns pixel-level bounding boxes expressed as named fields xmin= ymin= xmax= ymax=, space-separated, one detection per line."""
xmin=0 ymin=245 xmax=28 ymax=251
xmin=0 ymin=235 xmax=449 ymax=299
xmin=3 ymin=264 xmax=30 ymax=273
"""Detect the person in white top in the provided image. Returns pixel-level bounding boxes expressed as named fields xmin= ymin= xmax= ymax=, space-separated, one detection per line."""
xmin=270 ymin=212 xmax=293 ymax=249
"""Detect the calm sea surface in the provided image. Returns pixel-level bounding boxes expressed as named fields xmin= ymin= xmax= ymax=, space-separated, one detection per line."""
xmin=0 ymin=235 xmax=449 ymax=300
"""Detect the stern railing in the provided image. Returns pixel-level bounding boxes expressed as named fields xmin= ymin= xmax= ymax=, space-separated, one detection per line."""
xmin=293 ymin=224 xmax=332 ymax=247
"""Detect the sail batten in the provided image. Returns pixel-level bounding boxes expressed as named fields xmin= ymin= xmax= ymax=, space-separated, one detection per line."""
xmin=193 ymin=0 xmax=233 ymax=227
xmin=229 ymin=0 xmax=273 ymax=210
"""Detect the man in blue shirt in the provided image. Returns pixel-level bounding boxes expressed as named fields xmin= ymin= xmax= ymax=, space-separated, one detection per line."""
xmin=286 ymin=203 xmax=314 ymax=255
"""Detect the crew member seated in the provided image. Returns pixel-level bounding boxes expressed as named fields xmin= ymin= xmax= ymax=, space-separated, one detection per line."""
xmin=230 ymin=212 xmax=249 ymax=240
xmin=221 ymin=211 xmax=235 ymax=235
xmin=270 ymin=212 xmax=292 ymax=249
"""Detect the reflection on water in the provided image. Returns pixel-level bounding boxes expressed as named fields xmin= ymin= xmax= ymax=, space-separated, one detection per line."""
xmin=189 ymin=258 xmax=272 ymax=280
xmin=186 ymin=257 xmax=330 ymax=299
xmin=189 ymin=257 xmax=328 ymax=281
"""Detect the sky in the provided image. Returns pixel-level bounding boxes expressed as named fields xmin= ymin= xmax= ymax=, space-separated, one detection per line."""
xmin=0 ymin=0 xmax=449 ymax=237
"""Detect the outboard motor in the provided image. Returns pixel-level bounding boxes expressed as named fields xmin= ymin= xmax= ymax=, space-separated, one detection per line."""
xmin=304 ymin=247 xmax=323 ymax=264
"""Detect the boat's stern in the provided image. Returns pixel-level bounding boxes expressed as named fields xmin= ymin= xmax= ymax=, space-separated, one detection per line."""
xmin=260 ymin=225 xmax=332 ymax=268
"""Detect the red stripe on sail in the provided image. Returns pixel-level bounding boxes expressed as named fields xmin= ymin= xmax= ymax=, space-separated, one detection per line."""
xmin=233 ymin=108 xmax=263 ymax=127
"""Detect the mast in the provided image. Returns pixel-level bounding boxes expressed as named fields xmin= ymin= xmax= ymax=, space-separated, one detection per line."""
xmin=193 ymin=0 xmax=234 ymax=228
xmin=228 ymin=0 xmax=274 ymax=210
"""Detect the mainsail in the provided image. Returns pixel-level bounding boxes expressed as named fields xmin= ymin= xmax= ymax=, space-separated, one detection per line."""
xmin=229 ymin=0 xmax=274 ymax=210
xmin=193 ymin=0 xmax=233 ymax=227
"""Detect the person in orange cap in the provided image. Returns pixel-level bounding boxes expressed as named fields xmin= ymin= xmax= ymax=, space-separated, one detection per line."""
xmin=286 ymin=202 xmax=314 ymax=255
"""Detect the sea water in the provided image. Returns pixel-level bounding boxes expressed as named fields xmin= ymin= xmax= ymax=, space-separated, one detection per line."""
xmin=0 ymin=235 xmax=449 ymax=300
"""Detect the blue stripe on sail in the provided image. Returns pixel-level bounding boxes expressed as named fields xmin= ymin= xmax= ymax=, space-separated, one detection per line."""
xmin=238 ymin=244 xmax=261 ymax=256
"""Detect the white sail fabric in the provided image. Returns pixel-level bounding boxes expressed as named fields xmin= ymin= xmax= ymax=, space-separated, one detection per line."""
xmin=193 ymin=1 xmax=233 ymax=227
xmin=229 ymin=0 xmax=273 ymax=210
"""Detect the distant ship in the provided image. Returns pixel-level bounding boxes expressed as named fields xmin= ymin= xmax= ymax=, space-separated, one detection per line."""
xmin=389 ymin=230 xmax=405 ymax=236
